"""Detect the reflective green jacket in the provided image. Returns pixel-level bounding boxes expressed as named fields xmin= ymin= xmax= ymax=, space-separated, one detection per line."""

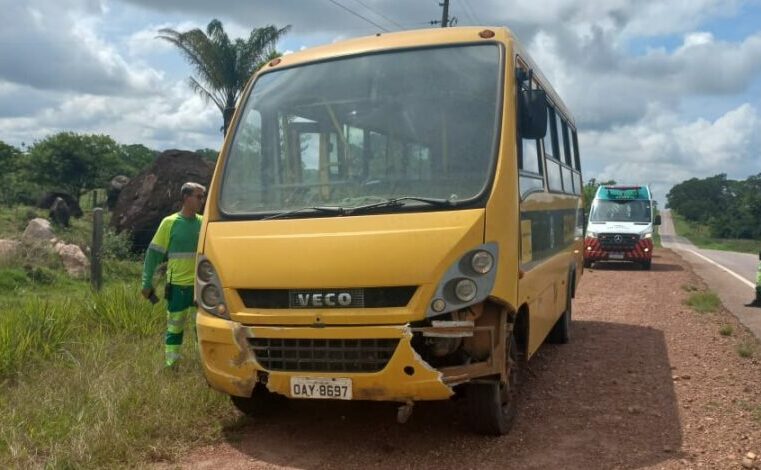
xmin=142 ymin=212 xmax=202 ymax=289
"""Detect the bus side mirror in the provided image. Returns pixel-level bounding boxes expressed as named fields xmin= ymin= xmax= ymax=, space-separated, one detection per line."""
xmin=654 ymin=215 xmax=662 ymax=226
xmin=519 ymin=89 xmax=547 ymax=140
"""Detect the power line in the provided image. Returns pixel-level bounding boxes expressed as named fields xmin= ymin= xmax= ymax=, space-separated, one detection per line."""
xmin=325 ymin=0 xmax=390 ymax=32
xmin=350 ymin=0 xmax=405 ymax=30
xmin=460 ymin=0 xmax=481 ymax=24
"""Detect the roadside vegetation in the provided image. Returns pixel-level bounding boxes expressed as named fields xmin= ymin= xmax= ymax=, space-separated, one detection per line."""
xmin=672 ymin=213 xmax=759 ymax=254
xmin=684 ymin=290 xmax=721 ymax=314
xmin=667 ymin=173 xmax=761 ymax=253
xmin=0 ymin=206 xmax=240 ymax=468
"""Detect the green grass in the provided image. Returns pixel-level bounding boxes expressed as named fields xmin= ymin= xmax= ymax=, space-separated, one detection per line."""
xmin=0 ymin=279 xmax=242 ymax=468
xmin=671 ymin=213 xmax=760 ymax=254
xmin=0 ymin=205 xmax=243 ymax=468
xmin=684 ymin=290 xmax=721 ymax=314
xmin=719 ymin=324 xmax=733 ymax=336
xmin=737 ymin=341 xmax=756 ymax=358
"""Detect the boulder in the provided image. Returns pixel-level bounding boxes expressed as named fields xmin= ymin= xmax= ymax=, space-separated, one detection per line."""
xmin=38 ymin=192 xmax=83 ymax=218
xmin=0 ymin=239 xmax=21 ymax=260
xmin=111 ymin=149 xmax=214 ymax=251
xmin=54 ymin=242 xmax=89 ymax=279
xmin=107 ymin=175 xmax=131 ymax=210
xmin=49 ymin=197 xmax=71 ymax=227
xmin=23 ymin=218 xmax=55 ymax=242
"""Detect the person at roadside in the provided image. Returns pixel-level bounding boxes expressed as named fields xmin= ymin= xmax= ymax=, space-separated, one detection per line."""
xmin=746 ymin=251 xmax=761 ymax=308
xmin=141 ymin=182 xmax=205 ymax=368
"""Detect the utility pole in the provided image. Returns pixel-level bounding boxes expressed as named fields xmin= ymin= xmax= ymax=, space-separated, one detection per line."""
xmin=430 ymin=0 xmax=456 ymax=27
xmin=440 ymin=0 xmax=450 ymax=28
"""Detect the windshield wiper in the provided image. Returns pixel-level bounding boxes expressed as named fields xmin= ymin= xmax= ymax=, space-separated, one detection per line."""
xmin=261 ymin=206 xmax=345 ymax=220
xmin=261 ymin=197 xmax=454 ymax=220
xmin=346 ymin=196 xmax=454 ymax=215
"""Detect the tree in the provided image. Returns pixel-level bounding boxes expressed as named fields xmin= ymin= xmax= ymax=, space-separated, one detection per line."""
xmin=0 ymin=141 xmax=24 ymax=204
xmin=26 ymin=133 xmax=126 ymax=198
xmin=158 ymin=19 xmax=290 ymax=136
xmin=120 ymin=144 xmax=157 ymax=175
xmin=194 ymin=148 xmax=220 ymax=162
xmin=582 ymin=178 xmax=616 ymax=214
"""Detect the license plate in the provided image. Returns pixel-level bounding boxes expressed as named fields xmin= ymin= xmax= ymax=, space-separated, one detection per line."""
xmin=609 ymin=252 xmax=625 ymax=260
xmin=290 ymin=377 xmax=352 ymax=400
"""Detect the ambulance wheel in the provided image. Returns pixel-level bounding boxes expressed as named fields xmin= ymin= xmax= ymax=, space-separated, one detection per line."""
xmin=467 ymin=336 xmax=521 ymax=435
xmin=231 ymin=383 xmax=286 ymax=417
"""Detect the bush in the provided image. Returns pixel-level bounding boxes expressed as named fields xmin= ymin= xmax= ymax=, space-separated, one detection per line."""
xmin=86 ymin=283 xmax=163 ymax=337
xmin=102 ymin=229 xmax=136 ymax=260
xmin=685 ymin=291 xmax=721 ymax=314
xmin=0 ymin=298 xmax=79 ymax=377
xmin=0 ymin=268 xmax=30 ymax=291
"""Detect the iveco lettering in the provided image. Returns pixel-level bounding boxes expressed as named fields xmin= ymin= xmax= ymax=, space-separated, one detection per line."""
xmin=194 ymin=27 xmax=585 ymax=435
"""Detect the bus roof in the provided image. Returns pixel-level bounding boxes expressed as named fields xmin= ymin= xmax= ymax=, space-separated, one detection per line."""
xmin=595 ymin=185 xmax=651 ymax=201
xmin=252 ymin=26 xmax=575 ymax=128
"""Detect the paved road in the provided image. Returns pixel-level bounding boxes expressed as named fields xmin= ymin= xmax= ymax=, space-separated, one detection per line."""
xmin=660 ymin=210 xmax=761 ymax=339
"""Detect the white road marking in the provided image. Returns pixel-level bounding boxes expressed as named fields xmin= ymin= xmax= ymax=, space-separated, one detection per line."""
xmin=685 ymin=249 xmax=755 ymax=289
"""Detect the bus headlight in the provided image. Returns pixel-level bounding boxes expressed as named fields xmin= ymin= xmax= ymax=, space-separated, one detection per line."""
xmin=454 ymin=279 xmax=477 ymax=302
xmin=197 ymin=260 xmax=215 ymax=282
xmin=641 ymin=232 xmax=652 ymax=239
xmin=586 ymin=231 xmax=598 ymax=238
xmin=201 ymin=284 xmax=222 ymax=307
xmin=426 ymin=243 xmax=498 ymax=317
xmin=471 ymin=251 xmax=494 ymax=274
xmin=196 ymin=255 xmax=229 ymax=319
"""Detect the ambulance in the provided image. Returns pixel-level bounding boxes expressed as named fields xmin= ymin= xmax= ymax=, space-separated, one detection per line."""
xmin=584 ymin=185 xmax=660 ymax=269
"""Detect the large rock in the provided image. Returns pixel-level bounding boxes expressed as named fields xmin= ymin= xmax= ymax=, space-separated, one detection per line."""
xmin=54 ymin=242 xmax=89 ymax=279
xmin=38 ymin=192 xmax=83 ymax=218
xmin=111 ymin=149 xmax=214 ymax=251
xmin=107 ymin=175 xmax=130 ymax=210
xmin=23 ymin=218 xmax=56 ymax=242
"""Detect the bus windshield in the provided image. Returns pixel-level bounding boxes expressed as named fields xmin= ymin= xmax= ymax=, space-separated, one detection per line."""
xmin=589 ymin=199 xmax=652 ymax=223
xmin=219 ymin=44 xmax=502 ymax=217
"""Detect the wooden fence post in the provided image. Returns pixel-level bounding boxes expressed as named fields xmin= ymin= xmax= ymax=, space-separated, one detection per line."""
xmin=91 ymin=208 xmax=103 ymax=291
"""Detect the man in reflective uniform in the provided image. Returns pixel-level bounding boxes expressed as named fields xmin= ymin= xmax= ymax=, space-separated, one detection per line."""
xmin=141 ymin=182 xmax=206 ymax=367
xmin=747 ymin=251 xmax=761 ymax=308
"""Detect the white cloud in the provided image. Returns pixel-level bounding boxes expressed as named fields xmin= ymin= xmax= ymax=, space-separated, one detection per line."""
xmin=126 ymin=22 xmax=199 ymax=57
xmin=0 ymin=0 xmax=162 ymax=95
xmin=582 ymin=103 xmax=761 ymax=202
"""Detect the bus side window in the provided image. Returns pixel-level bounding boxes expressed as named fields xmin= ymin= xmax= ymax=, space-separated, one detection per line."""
xmin=542 ymin=105 xmax=562 ymax=192
xmin=572 ymin=129 xmax=581 ymax=171
xmin=542 ymin=106 xmax=557 ymax=160
xmin=560 ymin=118 xmax=572 ymax=167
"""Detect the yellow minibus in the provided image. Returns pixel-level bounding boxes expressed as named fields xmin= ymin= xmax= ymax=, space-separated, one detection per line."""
xmin=195 ymin=26 xmax=584 ymax=435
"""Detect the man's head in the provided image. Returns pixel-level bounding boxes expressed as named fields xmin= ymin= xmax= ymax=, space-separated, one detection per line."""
xmin=181 ymin=182 xmax=206 ymax=214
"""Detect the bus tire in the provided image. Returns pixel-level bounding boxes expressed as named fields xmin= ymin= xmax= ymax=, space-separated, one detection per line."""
xmin=230 ymin=384 xmax=286 ymax=417
xmin=467 ymin=336 xmax=520 ymax=435
xmin=547 ymin=280 xmax=572 ymax=344
xmin=642 ymin=260 xmax=652 ymax=270
xmin=583 ymin=259 xmax=592 ymax=269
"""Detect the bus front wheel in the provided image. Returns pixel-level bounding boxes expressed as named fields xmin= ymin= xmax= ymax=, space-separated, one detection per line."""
xmin=230 ymin=383 xmax=286 ymax=417
xmin=467 ymin=335 xmax=521 ymax=435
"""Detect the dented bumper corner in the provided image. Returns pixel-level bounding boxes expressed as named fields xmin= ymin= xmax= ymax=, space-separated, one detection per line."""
xmin=196 ymin=310 xmax=456 ymax=402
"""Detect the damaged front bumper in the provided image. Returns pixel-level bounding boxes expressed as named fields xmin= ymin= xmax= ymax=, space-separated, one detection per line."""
xmin=197 ymin=310 xmax=467 ymax=402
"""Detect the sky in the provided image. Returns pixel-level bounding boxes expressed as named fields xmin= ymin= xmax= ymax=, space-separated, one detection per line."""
xmin=1 ymin=0 xmax=760 ymax=202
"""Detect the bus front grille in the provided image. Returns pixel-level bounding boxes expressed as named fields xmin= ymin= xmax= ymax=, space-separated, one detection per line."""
xmin=249 ymin=338 xmax=399 ymax=373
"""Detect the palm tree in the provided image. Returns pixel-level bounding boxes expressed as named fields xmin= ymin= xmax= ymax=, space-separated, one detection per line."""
xmin=158 ymin=19 xmax=291 ymax=135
